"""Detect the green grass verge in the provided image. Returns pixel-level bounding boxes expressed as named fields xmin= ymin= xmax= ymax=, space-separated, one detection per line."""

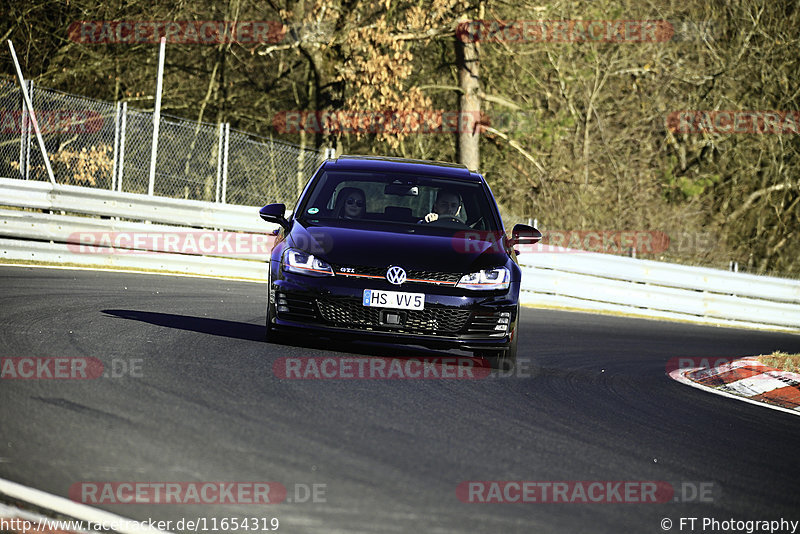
xmin=756 ymin=351 xmax=800 ymax=374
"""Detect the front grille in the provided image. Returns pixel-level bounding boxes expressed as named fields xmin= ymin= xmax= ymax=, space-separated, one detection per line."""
xmin=407 ymin=270 xmax=461 ymax=284
xmin=333 ymin=264 xmax=461 ymax=285
xmin=317 ymin=298 xmax=375 ymax=326
xmin=317 ymin=297 xmax=470 ymax=334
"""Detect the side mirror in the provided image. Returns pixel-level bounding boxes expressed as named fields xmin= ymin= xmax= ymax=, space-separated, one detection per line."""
xmin=259 ymin=203 xmax=290 ymax=231
xmin=510 ymin=224 xmax=542 ymax=253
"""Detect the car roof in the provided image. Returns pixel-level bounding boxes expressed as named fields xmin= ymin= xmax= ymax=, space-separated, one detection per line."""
xmin=324 ymin=155 xmax=482 ymax=182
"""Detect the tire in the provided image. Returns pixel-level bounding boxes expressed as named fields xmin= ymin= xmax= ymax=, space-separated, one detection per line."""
xmin=265 ymin=265 xmax=282 ymax=343
xmin=493 ymin=330 xmax=518 ymax=372
xmin=265 ymin=294 xmax=276 ymax=342
xmin=474 ymin=324 xmax=518 ymax=372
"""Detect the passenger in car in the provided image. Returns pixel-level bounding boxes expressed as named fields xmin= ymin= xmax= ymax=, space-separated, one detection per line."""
xmin=334 ymin=187 xmax=366 ymax=219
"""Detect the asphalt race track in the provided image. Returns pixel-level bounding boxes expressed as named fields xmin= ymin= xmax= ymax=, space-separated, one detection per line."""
xmin=1 ymin=265 xmax=799 ymax=533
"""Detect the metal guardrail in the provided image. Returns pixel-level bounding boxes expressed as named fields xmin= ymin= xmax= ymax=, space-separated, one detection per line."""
xmin=518 ymin=250 xmax=800 ymax=330
xmin=0 ymin=208 xmax=272 ymax=260
xmin=0 ymin=177 xmax=269 ymax=232
xmin=519 ymin=248 xmax=800 ymax=304
xmin=1 ymin=178 xmax=799 ymax=331
xmin=0 ymin=237 xmax=268 ymax=279
xmin=0 ymin=177 xmax=276 ymax=279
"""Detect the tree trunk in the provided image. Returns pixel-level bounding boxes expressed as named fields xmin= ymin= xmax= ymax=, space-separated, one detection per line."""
xmin=455 ymin=26 xmax=480 ymax=171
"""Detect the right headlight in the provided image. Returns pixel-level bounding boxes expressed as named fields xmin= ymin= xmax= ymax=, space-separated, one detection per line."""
xmin=456 ymin=267 xmax=510 ymax=290
xmin=282 ymin=248 xmax=334 ymax=277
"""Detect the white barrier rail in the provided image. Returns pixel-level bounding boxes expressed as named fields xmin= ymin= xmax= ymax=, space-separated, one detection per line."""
xmin=0 ymin=177 xmax=268 ymax=233
xmin=0 ymin=208 xmax=275 ymax=260
xmin=0 ymin=177 xmax=275 ymax=278
xmin=519 ymin=263 xmax=800 ymax=328
xmin=520 ymin=247 xmax=800 ymax=304
xmin=519 ymin=249 xmax=800 ymax=330
xmin=0 ymin=237 xmax=268 ymax=279
xmin=2 ymin=177 xmax=799 ymax=331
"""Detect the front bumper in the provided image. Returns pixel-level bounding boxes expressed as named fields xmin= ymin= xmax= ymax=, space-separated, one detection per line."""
xmin=269 ymin=271 xmax=519 ymax=351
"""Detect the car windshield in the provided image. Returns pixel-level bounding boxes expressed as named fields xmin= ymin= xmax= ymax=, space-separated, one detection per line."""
xmin=296 ymin=171 xmax=502 ymax=233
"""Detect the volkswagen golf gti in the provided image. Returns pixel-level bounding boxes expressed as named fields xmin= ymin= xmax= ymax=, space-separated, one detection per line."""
xmin=259 ymin=155 xmax=541 ymax=369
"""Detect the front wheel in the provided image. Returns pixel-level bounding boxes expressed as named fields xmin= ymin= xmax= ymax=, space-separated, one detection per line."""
xmin=475 ymin=328 xmax=518 ymax=371
xmin=265 ymin=267 xmax=282 ymax=343
xmin=265 ymin=295 xmax=277 ymax=342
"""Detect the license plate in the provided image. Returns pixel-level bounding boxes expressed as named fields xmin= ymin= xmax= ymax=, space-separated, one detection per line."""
xmin=363 ymin=289 xmax=425 ymax=310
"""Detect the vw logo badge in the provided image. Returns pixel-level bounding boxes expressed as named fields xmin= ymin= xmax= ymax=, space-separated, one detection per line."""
xmin=386 ymin=266 xmax=407 ymax=285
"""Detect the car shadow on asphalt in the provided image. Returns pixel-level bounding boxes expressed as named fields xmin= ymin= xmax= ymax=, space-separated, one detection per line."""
xmin=101 ymin=308 xmax=462 ymax=361
xmin=102 ymin=309 xmax=265 ymax=342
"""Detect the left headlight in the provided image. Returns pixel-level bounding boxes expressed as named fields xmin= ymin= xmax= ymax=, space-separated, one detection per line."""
xmin=282 ymin=248 xmax=334 ymax=277
xmin=456 ymin=267 xmax=510 ymax=290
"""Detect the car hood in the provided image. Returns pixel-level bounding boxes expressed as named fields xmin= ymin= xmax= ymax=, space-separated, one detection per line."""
xmin=288 ymin=221 xmax=510 ymax=273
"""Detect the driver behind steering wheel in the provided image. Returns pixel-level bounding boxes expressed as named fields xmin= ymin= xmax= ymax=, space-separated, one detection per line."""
xmin=424 ymin=190 xmax=462 ymax=223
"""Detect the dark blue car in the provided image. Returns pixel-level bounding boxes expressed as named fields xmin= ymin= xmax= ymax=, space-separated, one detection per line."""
xmin=259 ymin=155 xmax=540 ymax=369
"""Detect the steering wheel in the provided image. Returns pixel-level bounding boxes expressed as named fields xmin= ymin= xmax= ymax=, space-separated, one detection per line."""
xmin=418 ymin=215 xmax=467 ymax=226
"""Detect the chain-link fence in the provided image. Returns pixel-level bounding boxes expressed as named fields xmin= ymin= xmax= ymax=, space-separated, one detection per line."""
xmin=0 ymin=77 xmax=323 ymax=206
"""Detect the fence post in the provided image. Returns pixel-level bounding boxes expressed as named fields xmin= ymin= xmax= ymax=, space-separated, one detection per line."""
xmin=221 ymin=122 xmax=230 ymax=204
xmin=18 ymin=79 xmax=28 ymax=179
xmin=215 ymin=122 xmax=223 ymax=203
xmin=268 ymin=131 xmax=276 ymax=201
xmin=148 ymin=37 xmax=166 ymax=196
xmin=111 ymin=101 xmax=120 ymax=190
xmin=118 ymin=101 xmax=127 ymax=192
xmin=26 ymin=80 xmax=33 ymax=181
xmin=296 ymin=137 xmax=307 ymax=200
xmin=18 ymin=79 xmax=33 ymax=180
xmin=7 ymin=40 xmax=56 ymax=185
